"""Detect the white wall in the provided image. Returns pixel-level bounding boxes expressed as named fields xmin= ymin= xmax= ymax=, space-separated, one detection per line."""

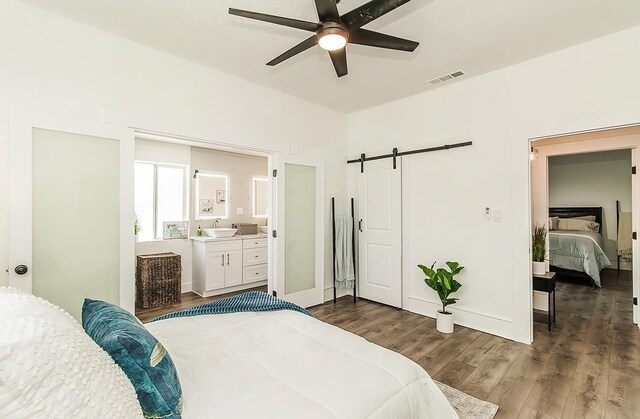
xmin=190 ymin=147 xmax=268 ymax=232
xmin=348 ymin=26 xmax=640 ymax=342
xmin=549 ymin=149 xmax=632 ymax=266
xmin=0 ymin=0 xmax=348 ymax=299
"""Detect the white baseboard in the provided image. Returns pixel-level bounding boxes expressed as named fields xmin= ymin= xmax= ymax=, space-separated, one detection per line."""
xmin=404 ymin=296 xmax=515 ymax=340
xmin=181 ymin=282 xmax=192 ymax=294
xmin=324 ymin=287 xmax=351 ymax=302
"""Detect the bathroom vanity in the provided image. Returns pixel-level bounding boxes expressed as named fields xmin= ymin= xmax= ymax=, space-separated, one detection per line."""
xmin=191 ymin=234 xmax=268 ymax=297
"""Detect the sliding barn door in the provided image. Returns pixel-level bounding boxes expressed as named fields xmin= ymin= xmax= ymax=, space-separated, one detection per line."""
xmin=358 ymin=159 xmax=402 ymax=308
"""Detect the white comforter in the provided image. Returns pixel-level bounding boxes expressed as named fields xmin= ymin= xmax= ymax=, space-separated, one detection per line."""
xmin=146 ymin=310 xmax=457 ymax=419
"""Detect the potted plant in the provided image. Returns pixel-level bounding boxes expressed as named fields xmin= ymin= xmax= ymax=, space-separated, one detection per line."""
xmin=418 ymin=261 xmax=464 ymax=334
xmin=532 ymin=224 xmax=547 ymax=275
xmin=134 ymin=214 xmax=141 ymax=241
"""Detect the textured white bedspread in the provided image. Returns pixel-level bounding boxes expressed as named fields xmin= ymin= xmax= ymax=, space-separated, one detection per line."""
xmin=146 ymin=310 xmax=457 ymax=419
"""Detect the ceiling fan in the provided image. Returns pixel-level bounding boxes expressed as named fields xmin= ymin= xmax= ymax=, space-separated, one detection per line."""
xmin=229 ymin=0 xmax=419 ymax=77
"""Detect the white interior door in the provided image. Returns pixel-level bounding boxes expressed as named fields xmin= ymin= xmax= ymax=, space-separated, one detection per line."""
xmin=633 ymin=148 xmax=639 ymax=325
xmin=9 ymin=110 xmax=135 ymax=320
xmin=274 ymin=155 xmax=324 ymax=308
xmin=358 ymin=158 xmax=402 ymax=308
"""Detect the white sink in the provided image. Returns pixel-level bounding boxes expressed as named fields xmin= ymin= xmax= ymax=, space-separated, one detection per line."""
xmin=259 ymin=226 xmax=268 ymax=234
xmin=204 ymin=228 xmax=237 ymax=238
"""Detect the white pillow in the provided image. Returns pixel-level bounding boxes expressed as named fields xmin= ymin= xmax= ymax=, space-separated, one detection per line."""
xmin=0 ymin=287 xmax=143 ymax=419
xmin=570 ymin=215 xmax=596 ymax=222
xmin=557 ymin=218 xmax=600 ymax=232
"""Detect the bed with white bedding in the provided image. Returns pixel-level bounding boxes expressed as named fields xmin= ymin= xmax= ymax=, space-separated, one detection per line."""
xmin=549 ymin=230 xmax=611 ymax=287
xmin=145 ymin=309 xmax=458 ymax=418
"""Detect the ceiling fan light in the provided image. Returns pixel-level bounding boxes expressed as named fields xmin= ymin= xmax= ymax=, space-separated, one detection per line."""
xmin=317 ymin=26 xmax=348 ymax=51
xmin=319 ymin=33 xmax=347 ymax=51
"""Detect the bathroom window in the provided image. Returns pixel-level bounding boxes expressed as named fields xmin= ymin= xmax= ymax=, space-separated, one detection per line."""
xmin=135 ymin=161 xmax=188 ymax=241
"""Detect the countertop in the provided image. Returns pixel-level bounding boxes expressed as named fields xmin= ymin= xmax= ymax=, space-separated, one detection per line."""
xmin=191 ymin=233 xmax=268 ymax=243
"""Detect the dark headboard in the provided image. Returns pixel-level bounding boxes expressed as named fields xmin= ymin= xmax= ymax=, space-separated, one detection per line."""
xmin=548 ymin=207 xmax=603 ymax=233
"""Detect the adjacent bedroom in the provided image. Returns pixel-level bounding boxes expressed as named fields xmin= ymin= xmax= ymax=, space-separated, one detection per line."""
xmin=530 ymin=126 xmax=638 ymax=346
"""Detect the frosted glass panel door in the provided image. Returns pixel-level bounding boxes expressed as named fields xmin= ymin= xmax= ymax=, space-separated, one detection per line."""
xmin=9 ymin=112 xmax=134 ymax=320
xmin=275 ymin=155 xmax=324 ymax=308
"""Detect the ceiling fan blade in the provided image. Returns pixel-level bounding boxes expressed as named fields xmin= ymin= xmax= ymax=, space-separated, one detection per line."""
xmin=267 ymin=36 xmax=318 ymax=66
xmin=340 ymin=0 xmax=413 ymax=30
xmin=315 ymin=0 xmax=340 ymax=22
xmin=329 ymin=48 xmax=348 ymax=78
xmin=348 ymin=29 xmax=418 ymax=51
xmin=229 ymin=8 xmax=320 ymax=32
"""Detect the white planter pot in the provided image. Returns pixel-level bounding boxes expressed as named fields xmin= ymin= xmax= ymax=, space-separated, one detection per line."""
xmin=436 ymin=311 xmax=454 ymax=334
xmin=532 ymin=261 xmax=546 ymax=275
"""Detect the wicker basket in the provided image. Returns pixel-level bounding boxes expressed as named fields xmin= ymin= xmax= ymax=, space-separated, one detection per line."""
xmin=232 ymin=223 xmax=258 ymax=235
xmin=136 ymin=253 xmax=182 ymax=309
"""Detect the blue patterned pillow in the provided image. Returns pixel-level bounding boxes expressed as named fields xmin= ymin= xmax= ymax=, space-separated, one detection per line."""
xmin=82 ymin=299 xmax=182 ymax=419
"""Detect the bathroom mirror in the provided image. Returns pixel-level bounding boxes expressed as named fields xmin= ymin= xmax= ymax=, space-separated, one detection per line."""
xmin=195 ymin=172 xmax=228 ymax=219
xmin=252 ymin=177 xmax=268 ymax=218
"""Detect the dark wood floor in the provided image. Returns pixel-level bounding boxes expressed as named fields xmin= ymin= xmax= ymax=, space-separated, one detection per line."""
xmin=138 ymin=269 xmax=639 ymax=419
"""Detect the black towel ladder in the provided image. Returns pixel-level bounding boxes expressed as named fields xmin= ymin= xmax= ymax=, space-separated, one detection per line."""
xmin=331 ymin=197 xmax=357 ymax=304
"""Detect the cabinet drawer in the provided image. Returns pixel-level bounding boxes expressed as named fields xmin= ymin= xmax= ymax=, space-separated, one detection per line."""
xmin=243 ymin=238 xmax=267 ymax=249
xmin=243 ymin=248 xmax=267 ymax=266
xmin=243 ymin=265 xmax=267 ymax=284
xmin=205 ymin=240 xmax=243 ymax=253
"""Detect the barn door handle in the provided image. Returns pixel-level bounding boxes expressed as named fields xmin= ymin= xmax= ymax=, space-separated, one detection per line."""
xmin=358 ymin=219 xmax=363 ymax=232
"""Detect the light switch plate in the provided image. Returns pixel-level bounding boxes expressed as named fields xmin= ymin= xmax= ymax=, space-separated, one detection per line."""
xmin=492 ymin=209 xmax=503 ymax=222
xmin=236 ymin=208 xmax=244 ymax=215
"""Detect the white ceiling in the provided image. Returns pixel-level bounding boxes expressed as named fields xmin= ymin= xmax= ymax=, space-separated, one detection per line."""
xmin=18 ymin=0 xmax=640 ymax=112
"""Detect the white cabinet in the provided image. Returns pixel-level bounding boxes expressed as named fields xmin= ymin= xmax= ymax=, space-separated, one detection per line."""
xmin=225 ymin=250 xmax=243 ymax=287
xmin=242 ymin=238 xmax=268 ymax=284
xmin=192 ymin=235 xmax=268 ymax=297
xmin=204 ymin=251 xmax=226 ymax=290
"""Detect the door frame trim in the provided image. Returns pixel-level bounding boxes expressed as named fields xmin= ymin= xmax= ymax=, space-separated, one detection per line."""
xmin=514 ymin=106 xmax=640 ymax=343
xmin=8 ymin=109 xmax=136 ymax=312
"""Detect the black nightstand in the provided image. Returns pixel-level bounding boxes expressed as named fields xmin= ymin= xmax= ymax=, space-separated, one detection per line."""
xmin=533 ymin=272 xmax=556 ymax=331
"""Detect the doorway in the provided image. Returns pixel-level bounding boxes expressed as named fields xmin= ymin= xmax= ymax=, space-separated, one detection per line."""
xmin=529 ymin=126 xmax=640 ymax=344
xmin=132 ymin=132 xmax=325 ymax=309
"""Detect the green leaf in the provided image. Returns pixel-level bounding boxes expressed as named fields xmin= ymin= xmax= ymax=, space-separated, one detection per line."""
xmin=443 ymin=298 xmax=458 ymax=307
xmin=440 ymin=271 xmax=452 ymax=290
xmin=450 ymin=280 xmax=462 ymax=292
xmin=418 ymin=264 xmax=437 ymax=279
xmin=451 ymin=266 xmax=464 ymax=275
xmin=446 ymin=261 xmax=459 ymax=272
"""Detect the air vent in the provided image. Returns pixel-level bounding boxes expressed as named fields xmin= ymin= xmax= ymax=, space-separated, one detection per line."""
xmin=428 ymin=70 xmax=464 ymax=85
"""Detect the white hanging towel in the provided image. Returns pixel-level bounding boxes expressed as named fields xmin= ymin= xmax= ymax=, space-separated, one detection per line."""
xmin=618 ymin=212 xmax=632 ymax=260
xmin=334 ymin=216 xmax=355 ymax=288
